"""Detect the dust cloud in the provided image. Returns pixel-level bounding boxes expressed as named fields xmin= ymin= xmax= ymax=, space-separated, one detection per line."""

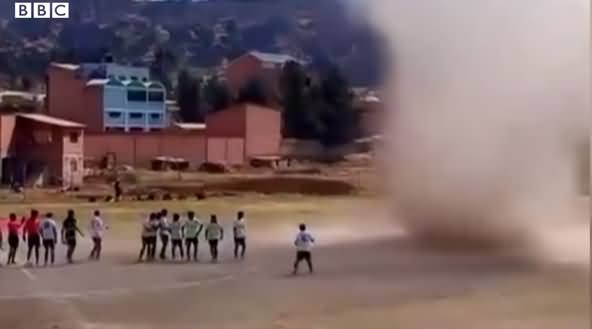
xmin=360 ymin=0 xmax=590 ymax=263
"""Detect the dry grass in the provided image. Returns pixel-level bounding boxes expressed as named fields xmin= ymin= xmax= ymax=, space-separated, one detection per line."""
xmin=0 ymin=195 xmax=380 ymax=238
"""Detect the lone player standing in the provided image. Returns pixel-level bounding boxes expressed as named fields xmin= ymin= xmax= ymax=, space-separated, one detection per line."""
xmin=293 ymin=223 xmax=315 ymax=275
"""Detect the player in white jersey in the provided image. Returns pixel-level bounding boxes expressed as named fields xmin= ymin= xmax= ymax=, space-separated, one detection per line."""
xmin=40 ymin=213 xmax=58 ymax=266
xmin=169 ymin=213 xmax=184 ymax=260
xmin=293 ymin=223 xmax=315 ymax=275
xmin=138 ymin=213 xmax=158 ymax=262
xmin=183 ymin=211 xmax=202 ymax=262
xmin=89 ymin=210 xmax=108 ymax=260
xmin=205 ymin=215 xmax=224 ymax=262
xmin=158 ymin=209 xmax=170 ymax=260
xmin=233 ymin=211 xmax=247 ymax=259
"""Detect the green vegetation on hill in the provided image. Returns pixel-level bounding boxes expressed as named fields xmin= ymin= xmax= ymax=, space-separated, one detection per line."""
xmin=0 ymin=0 xmax=385 ymax=90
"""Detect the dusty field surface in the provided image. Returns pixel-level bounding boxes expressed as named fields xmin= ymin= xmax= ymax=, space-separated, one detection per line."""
xmin=0 ymin=197 xmax=588 ymax=329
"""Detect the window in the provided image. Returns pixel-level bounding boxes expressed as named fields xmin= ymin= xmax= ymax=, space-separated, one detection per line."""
xmin=150 ymin=113 xmax=161 ymax=120
xmin=129 ymin=113 xmax=143 ymax=119
xmin=69 ymin=132 xmax=79 ymax=143
xmin=148 ymin=91 xmax=164 ymax=102
xmin=127 ymin=89 xmax=147 ymax=102
xmin=108 ymin=112 xmax=122 ymax=118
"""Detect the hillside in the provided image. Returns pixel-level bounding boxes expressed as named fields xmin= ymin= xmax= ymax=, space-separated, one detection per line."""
xmin=0 ymin=0 xmax=385 ymax=90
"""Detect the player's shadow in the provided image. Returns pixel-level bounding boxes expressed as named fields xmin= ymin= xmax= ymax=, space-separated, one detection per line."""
xmin=116 ymin=257 xmax=240 ymax=267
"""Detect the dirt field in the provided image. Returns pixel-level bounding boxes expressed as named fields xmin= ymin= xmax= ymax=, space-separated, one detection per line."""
xmin=0 ymin=196 xmax=588 ymax=329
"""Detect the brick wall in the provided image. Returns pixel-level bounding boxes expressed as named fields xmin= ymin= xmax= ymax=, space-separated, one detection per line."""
xmin=245 ymin=104 xmax=281 ymax=157
xmin=85 ymin=132 xmax=207 ymax=167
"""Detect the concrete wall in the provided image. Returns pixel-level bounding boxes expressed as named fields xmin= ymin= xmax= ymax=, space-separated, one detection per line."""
xmin=46 ymin=66 xmax=104 ymax=132
xmin=245 ymin=104 xmax=282 ymax=157
xmin=85 ymin=132 xmax=207 ymax=167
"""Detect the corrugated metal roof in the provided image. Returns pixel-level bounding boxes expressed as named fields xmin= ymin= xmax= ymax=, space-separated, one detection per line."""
xmin=90 ymin=79 xmax=165 ymax=89
xmin=249 ymin=51 xmax=305 ymax=65
xmin=51 ymin=63 xmax=80 ymax=71
xmin=86 ymin=79 xmax=109 ymax=87
xmin=174 ymin=122 xmax=206 ymax=130
xmin=17 ymin=113 xmax=85 ymax=128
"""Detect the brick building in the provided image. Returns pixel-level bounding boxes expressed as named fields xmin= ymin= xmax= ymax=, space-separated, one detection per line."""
xmin=0 ymin=113 xmax=84 ymax=187
xmin=205 ymin=103 xmax=282 ymax=165
xmin=84 ymin=103 xmax=281 ymax=167
xmin=224 ymin=51 xmax=305 ymax=98
xmin=46 ymin=62 xmax=167 ymax=132
xmin=44 ymin=59 xmax=284 ymax=172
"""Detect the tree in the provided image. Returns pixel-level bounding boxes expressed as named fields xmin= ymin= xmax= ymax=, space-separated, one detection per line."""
xmin=203 ymin=76 xmax=231 ymax=113
xmin=280 ymin=61 xmax=318 ymax=139
xmin=176 ymin=69 xmax=202 ymax=122
xmin=20 ymin=76 xmax=33 ymax=91
xmin=150 ymin=46 xmax=177 ymax=91
xmin=315 ymin=66 xmax=358 ymax=148
xmin=237 ymin=78 xmax=269 ymax=106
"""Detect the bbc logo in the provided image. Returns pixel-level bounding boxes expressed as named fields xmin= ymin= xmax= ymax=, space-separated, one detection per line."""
xmin=14 ymin=2 xmax=70 ymax=19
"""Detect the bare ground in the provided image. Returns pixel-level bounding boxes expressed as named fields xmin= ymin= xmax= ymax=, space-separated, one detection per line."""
xmin=0 ymin=197 xmax=588 ymax=329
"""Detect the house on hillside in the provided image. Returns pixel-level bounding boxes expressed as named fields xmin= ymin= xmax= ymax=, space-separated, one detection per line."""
xmin=223 ymin=50 xmax=307 ymax=100
xmin=46 ymin=61 xmax=167 ymax=133
xmin=0 ymin=90 xmax=45 ymax=113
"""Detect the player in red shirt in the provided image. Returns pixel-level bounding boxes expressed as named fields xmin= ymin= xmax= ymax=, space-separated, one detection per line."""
xmin=6 ymin=213 xmax=24 ymax=265
xmin=23 ymin=209 xmax=41 ymax=266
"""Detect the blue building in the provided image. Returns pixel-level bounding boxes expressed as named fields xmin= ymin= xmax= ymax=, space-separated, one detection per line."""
xmin=80 ymin=63 xmax=167 ymax=132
